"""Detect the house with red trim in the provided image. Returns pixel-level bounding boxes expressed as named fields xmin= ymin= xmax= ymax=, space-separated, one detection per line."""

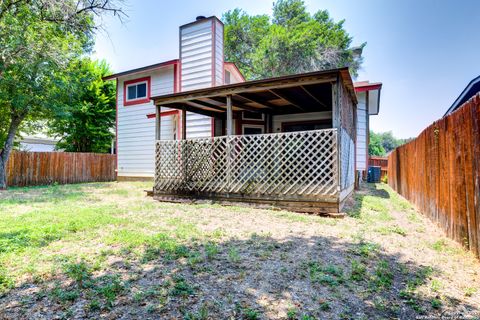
xmin=353 ymin=81 xmax=382 ymax=179
xmin=104 ymin=15 xmax=382 ymax=196
xmin=104 ymin=16 xmax=244 ymax=180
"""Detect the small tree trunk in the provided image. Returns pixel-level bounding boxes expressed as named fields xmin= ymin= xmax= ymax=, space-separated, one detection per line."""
xmin=0 ymin=157 xmax=6 ymax=190
xmin=0 ymin=115 xmax=24 ymax=189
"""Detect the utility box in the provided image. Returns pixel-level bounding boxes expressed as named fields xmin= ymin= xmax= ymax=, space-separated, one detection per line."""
xmin=367 ymin=166 xmax=381 ymax=183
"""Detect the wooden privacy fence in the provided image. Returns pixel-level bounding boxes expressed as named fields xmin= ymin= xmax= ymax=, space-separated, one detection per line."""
xmin=388 ymin=94 xmax=480 ymax=257
xmin=369 ymin=156 xmax=388 ymax=180
xmin=6 ymin=151 xmax=117 ymax=187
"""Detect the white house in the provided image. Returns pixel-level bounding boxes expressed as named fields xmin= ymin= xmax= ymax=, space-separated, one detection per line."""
xmin=353 ymin=81 xmax=382 ymax=179
xmin=105 ymin=15 xmax=382 ymax=183
xmin=19 ymin=134 xmax=59 ymax=152
xmin=104 ymin=16 xmax=244 ymax=180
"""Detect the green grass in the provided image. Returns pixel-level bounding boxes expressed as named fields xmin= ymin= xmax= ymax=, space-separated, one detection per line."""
xmin=0 ymin=182 xmax=214 ymax=285
xmin=304 ymin=261 xmax=345 ymax=286
xmin=350 ymin=260 xmax=367 ymax=281
xmin=0 ymin=181 xmax=476 ymax=318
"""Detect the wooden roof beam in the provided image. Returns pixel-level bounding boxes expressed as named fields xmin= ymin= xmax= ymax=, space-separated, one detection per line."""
xmin=234 ymin=93 xmax=276 ymax=110
xmin=163 ymin=103 xmax=225 ymax=119
xmin=269 ymin=89 xmax=306 ymax=111
xmin=152 ymin=72 xmax=339 ymax=105
xmin=300 ymin=85 xmax=329 ymax=109
xmin=187 ymin=100 xmax=226 ymax=112
xmin=207 ymin=96 xmax=267 ymax=114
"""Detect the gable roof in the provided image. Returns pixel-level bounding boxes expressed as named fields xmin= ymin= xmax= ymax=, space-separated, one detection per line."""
xmin=224 ymin=62 xmax=246 ymax=82
xmin=354 ymin=81 xmax=382 ymax=115
xmin=102 ymin=60 xmax=246 ymax=83
xmin=445 ymin=75 xmax=480 ymax=116
xmin=102 ymin=59 xmax=179 ymax=81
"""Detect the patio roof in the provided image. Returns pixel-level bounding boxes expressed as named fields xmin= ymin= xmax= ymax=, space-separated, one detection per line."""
xmin=150 ymin=68 xmax=357 ymax=118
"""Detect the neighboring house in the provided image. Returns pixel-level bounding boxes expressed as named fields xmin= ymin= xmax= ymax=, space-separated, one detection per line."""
xmin=444 ymin=75 xmax=480 ymax=116
xmin=353 ymin=81 xmax=382 ymax=179
xmin=103 ymin=16 xmax=244 ymax=180
xmin=19 ymin=134 xmax=59 ymax=152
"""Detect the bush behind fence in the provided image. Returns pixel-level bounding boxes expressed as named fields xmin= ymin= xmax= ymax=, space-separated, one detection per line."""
xmin=388 ymin=94 xmax=480 ymax=257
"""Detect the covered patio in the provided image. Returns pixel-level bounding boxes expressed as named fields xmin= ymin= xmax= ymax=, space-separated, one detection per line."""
xmin=150 ymin=68 xmax=357 ymax=214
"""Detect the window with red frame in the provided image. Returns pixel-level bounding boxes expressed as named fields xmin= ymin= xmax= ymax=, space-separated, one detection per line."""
xmin=124 ymin=77 xmax=151 ymax=106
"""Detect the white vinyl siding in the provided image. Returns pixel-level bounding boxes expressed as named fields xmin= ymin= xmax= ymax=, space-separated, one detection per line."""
xmin=180 ymin=18 xmax=224 ymax=139
xmin=356 ymin=92 xmax=368 ymax=171
xmin=117 ymin=67 xmax=174 ymax=177
xmin=117 ymin=18 xmax=226 ymax=177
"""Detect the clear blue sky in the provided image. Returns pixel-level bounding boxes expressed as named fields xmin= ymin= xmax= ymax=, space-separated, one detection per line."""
xmin=93 ymin=0 xmax=480 ymax=138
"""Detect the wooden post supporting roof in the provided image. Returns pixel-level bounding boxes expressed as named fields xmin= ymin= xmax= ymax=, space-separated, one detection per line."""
xmin=226 ymin=95 xmax=233 ymax=136
xmin=155 ymin=105 xmax=161 ymax=140
xmin=181 ymin=106 xmax=187 ymax=140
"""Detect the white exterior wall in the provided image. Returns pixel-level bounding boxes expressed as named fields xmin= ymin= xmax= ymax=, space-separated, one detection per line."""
xmin=117 ymin=67 xmax=175 ymax=177
xmin=116 ymin=17 xmax=232 ymax=178
xmin=20 ymin=142 xmax=57 ymax=152
xmin=272 ymin=112 xmax=333 ymax=133
xmin=180 ymin=17 xmax=224 ymax=139
xmin=356 ymin=92 xmax=368 ymax=171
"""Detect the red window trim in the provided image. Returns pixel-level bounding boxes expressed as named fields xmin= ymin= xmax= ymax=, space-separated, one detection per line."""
xmin=123 ymin=76 xmax=151 ymax=106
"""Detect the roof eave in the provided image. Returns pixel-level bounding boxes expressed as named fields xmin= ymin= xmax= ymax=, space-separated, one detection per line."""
xmin=151 ymin=67 xmax=357 ymax=105
xmin=102 ymin=59 xmax=179 ymax=81
xmin=444 ymin=74 xmax=480 ymax=116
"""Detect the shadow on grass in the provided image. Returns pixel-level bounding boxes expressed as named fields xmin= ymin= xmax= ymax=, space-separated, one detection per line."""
xmin=0 ymin=232 xmax=476 ymax=319
xmin=345 ymin=183 xmax=391 ymax=219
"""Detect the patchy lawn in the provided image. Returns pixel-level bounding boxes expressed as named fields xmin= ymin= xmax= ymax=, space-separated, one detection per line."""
xmin=0 ymin=182 xmax=478 ymax=319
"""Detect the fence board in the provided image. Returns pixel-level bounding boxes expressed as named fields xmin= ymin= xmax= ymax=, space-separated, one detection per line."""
xmin=368 ymin=156 xmax=388 ymax=180
xmin=388 ymin=93 xmax=480 ymax=257
xmin=5 ymin=151 xmax=116 ymax=187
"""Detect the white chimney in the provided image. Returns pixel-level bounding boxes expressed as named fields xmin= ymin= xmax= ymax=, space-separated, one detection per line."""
xmin=179 ymin=16 xmax=224 ymax=91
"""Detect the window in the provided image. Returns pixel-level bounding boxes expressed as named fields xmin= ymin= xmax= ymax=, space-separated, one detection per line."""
xmin=123 ymin=77 xmax=151 ymax=106
xmin=127 ymin=82 xmax=147 ymax=100
xmin=242 ymin=124 xmax=264 ymax=135
xmin=242 ymin=111 xmax=264 ymax=121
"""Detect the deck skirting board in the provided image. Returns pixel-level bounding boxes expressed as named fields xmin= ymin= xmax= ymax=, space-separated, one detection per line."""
xmin=152 ymin=193 xmax=345 ymax=217
xmin=118 ymin=176 xmax=154 ymax=182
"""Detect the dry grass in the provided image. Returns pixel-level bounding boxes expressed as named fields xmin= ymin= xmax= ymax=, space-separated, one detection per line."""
xmin=0 ymin=182 xmax=478 ymax=319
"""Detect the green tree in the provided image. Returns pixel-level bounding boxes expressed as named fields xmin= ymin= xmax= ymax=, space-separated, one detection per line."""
xmin=368 ymin=131 xmax=386 ymax=156
xmin=378 ymin=131 xmax=398 ymax=153
xmin=0 ymin=0 xmax=124 ymax=189
xmin=369 ymin=130 xmax=413 ymax=156
xmin=223 ymin=0 xmax=364 ymax=80
xmin=48 ymin=59 xmax=116 ymax=153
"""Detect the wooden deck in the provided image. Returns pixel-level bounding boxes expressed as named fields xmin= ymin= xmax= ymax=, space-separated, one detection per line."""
xmin=153 ymin=128 xmax=355 ymax=214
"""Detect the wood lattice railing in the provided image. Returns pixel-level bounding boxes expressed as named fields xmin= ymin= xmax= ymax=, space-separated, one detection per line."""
xmin=154 ymin=128 xmax=354 ymax=202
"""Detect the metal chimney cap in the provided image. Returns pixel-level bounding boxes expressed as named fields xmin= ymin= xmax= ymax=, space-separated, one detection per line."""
xmin=196 ymin=16 xmax=206 ymax=21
